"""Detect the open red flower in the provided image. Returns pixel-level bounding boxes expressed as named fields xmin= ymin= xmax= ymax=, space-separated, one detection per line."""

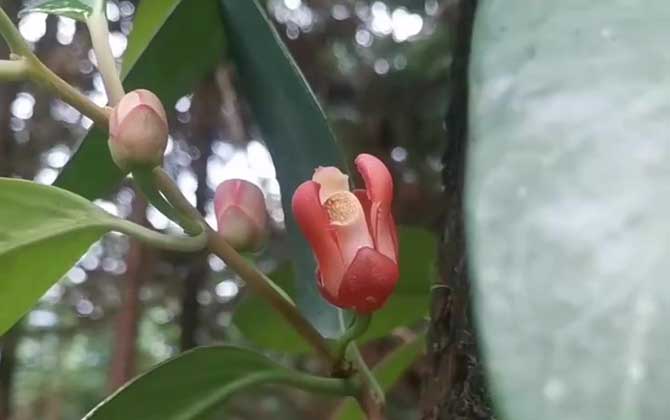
xmin=292 ymin=154 xmax=399 ymax=313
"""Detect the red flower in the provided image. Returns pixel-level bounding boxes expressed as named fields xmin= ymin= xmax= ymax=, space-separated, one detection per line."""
xmin=214 ymin=179 xmax=268 ymax=251
xmin=292 ymin=154 xmax=399 ymax=313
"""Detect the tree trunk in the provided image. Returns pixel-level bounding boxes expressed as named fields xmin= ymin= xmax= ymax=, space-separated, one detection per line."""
xmin=107 ymin=196 xmax=151 ymax=391
xmin=420 ymin=1 xmax=494 ymax=419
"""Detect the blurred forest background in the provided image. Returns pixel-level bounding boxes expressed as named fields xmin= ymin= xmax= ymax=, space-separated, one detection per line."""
xmin=0 ymin=0 xmax=452 ymax=418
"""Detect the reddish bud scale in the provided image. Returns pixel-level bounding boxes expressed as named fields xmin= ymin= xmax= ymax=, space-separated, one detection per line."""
xmin=292 ymin=154 xmax=399 ymax=313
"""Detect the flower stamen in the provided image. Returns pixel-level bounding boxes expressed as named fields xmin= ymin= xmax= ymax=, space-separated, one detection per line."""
xmin=324 ymin=192 xmax=359 ymax=225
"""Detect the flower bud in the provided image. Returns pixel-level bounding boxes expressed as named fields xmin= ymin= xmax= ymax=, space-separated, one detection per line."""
xmin=214 ymin=179 xmax=268 ymax=252
xmin=109 ymin=89 xmax=168 ymax=172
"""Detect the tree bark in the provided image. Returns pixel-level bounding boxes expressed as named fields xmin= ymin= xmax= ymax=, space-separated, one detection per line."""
xmin=420 ymin=1 xmax=494 ymax=419
xmin=107 ymin=196 xmax=151 ymax=391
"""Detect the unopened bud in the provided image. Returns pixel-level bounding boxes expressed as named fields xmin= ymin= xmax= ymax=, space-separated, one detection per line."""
xmin=108 ymin=89 xmax=168 ymax=172
xmin=214 ymin=179 xmax=268 ymax=251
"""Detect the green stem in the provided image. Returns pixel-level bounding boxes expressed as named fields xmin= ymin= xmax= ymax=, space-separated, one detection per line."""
xmin=0 ymin=6 xmax=109 ymax=127
xmin=152 ymin=167 xmax=338 ymax=365
xmin=0 ymin=7 xmax=32 ymax=57
xmin=133 ymin=169 xmax=201 ymax=235
xmin=335 ymin=314 xmax=371 ymax=362
xmin=278 ymin=370 xmax=359 ymax=396
xmin=187 ymin=371 xmax=359 ymax=420
xmin=0 ymin=58 xmax=27 ymax=80
xmin=106 ymin=216 xmax=207 ymax=253
xmin=86 ymin=4 xmax=125 ymax=104
xmin=349 ymin=342 xmax=385 ymax=419
xmin=27 ymin=59 xmax=109 ymax=127
xmin=206 ymin=228 xmax=336 ymax=363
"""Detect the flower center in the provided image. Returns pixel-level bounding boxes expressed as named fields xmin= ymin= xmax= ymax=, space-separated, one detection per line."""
xmin=324 ymin=191 xmax=359 ymax=225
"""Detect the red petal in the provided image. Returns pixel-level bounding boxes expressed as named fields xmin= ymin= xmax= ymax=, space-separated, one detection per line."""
xmin=355 ymin=154 xmax=398 ymax=261
xmin=292 ymin=181 xmax=345 ymax=297
xmin=355 ymin=154 xmax=393 ymax=206
xmin=353 ymin=189 xmax=372 ymax=230
xmin=337 ymin=247 xmax=399 ymax=313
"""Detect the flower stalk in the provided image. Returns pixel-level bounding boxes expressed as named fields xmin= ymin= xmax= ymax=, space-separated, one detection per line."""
xmin=86 ymin=3 xmax=125 ymax=104
xmin=349 ymin=342 xmax=385 ymax=419
xmin=334 ymin=313 xmax=371 ymax=363
xmin=0 ymin=6 xmax=109 ymax=127
xmin=106 ymin=216 xmax=207 ymax=253
xmin=0 ymin=58 xmax=27 ymax=80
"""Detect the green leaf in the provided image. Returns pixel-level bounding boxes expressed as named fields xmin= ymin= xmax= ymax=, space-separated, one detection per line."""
xmin=234 ymin=227 xmax=436 ymax=352
xmin=0 ymin=178 xmax=110 ymax=336
xmin=332 ymin=334 xmax=425 ymax=420
xmin=83 ymin=346 xmax=352 ymax=420
xmin=467 ymin=2 xmax=670 ymax=420
xmin=220 ymin=0 xmax=348 ymax=337
xmin=55 ymin=0 xmax=225 ymax=199
xmin=19 ymin=0 xmax=101 ymax=21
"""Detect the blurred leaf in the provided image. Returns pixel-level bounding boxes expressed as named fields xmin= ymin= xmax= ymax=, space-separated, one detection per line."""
xmin=220 ymin=0 xmax=348 ymax=337
xmin=20 ymin=0 xmax=101 ymax=21
xmin=0 ymin=179 xmax=109 ymax=336
xmin=467 ymin=2 xmax=670 ymax=420
xmin=332 ymin=333 xmax=425 ymax=420
xmin=234 ymin=227 xmax=436 ymax=352
xmin=55 ymin=0 xmax=225 ymax=199
xmin=83 ymin=346 xmax=343 ymax=420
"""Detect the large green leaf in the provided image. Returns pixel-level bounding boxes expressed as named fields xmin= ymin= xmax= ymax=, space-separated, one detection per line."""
xmin=55 ymin=0 xmax=225 ymax=199
xmin=234 ymin=227 xmax=436 ymax=352
xmin=20 ymin=0 xmax=101 ymax=21
xmin=83 ymin=345 xmax=347 ymax=420
xmin=467 ymin=2 xmax=670 ymax=420
xmin=219 ymin=0 xmax=347 ymax=337
xmin=0 ymin=179 xmax=110 ymax=336
xmin=332 ymin=334 xmax=425 ymax=420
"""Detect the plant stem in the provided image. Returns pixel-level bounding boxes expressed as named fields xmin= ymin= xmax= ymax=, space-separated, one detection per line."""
xmin=0 ymin=58 xmax=27 ymax=80
xmin=87 ymin=6 xmax=125 ymax=104
xmin=206 ymin=227 xmax=336 ymax=362
xmin=335 ymin=313 xmax=371 ymax=363
xmin=278 ymin=370 xmax=359 ymax=396
xmin=188 ymin=370 xmax=359 ymax=420
xmin=132 ymin=169 xmax=201 ymax=235
xmin=28 ymin=59 xmax=109 ymax=127
xmin=0 ymin=6 xmax=109 ymax=127
xmin=0 ymin=7 xmax=31 ymax=57
xmin=349 ymin=342 xmax=385 ymax=419
xmin=106 ymin=216 xmax=207 ymax=253
xmin=152 ymin=167 xmax=338 ymax=365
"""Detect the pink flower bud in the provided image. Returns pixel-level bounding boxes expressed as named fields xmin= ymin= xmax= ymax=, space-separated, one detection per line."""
xmin=292 ymin=154 xmax=399 ymax=313
xmin=214 ymin=179 xmax=268 ymax=251
xmin=108 ymin=89 xmax=168 ymax=171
